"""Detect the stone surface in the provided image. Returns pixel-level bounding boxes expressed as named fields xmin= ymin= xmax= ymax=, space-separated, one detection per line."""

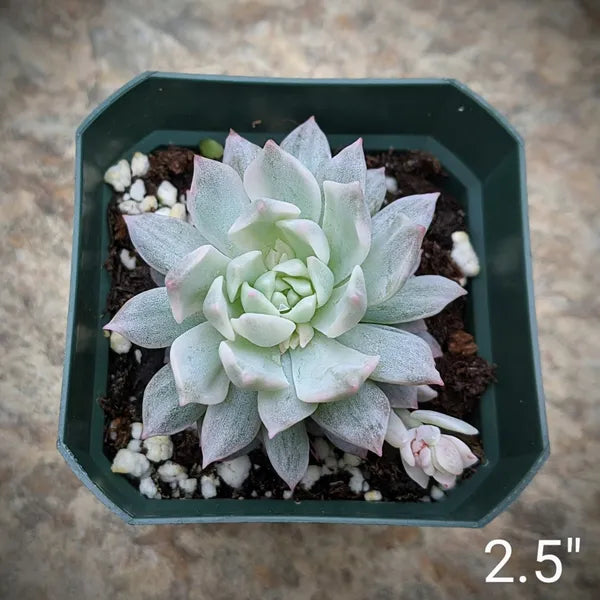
xmin=0 ymin=0 xmax=598 ymax=598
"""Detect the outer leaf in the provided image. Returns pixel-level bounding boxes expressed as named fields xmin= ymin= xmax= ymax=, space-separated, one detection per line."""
xmin=321 ymin=181 xmax=371 ymax=283
xmin=377 ymin=383 xmax=419 ymax=408
xmin=337 ymin=324 xmax=442 ymax=385
xmin=322 ymin=139 xmax=366 ymax=191
xmin=306 ymin=257 xmax=334 ymax=307
xmin=289 ymin=332 xmax=378 ymax=403
xmin=104 ymin=287 xmax=204 ymax=348
xmin=258 ymin=353 xmax=316 ymax=438
xmin=201 ymin=387 xmax=260 ymax=467
xmin=141 ymin=364 xmax=206 ymax=439
xmin=231 ymin=313 xmax=296 ymax=347
xmin=222 ymin=129 xmax=261 ymax=178
xmin=203 ymin=276 xmax=235 ymax=340
xmin=411 ymin=410 xmax=479 ymax=436
xmin=188 ymin=156 xmax=250 ymax=256
xmin=363 ymin=275 xmax=467 ymax=324
xmin=219 ymin=338 xmax=288 ymax=391
xmin=311 ymin=266 xmax=367 ymax=338
xmin=170 ymin=322 xmax=230 ymax=406
xmin=362 ymin=212 xmax=425 ymax=306
xmin=262 ymin=423 xmax=309 ymax=490
xmin=280 ymin=116 xmax=331 ymax=180
xmin=312 ymin=381 xmax=390 ymax=455
xmin=165 ymin=245 xmax=229 ymax=323
xmin=243 ymin=140 xmax=322 ymax=223
xmin=322 ymin=430 xmax=368 ymax=458
xmin=365 ymin=167 xmax=386 ymax=215
xmin=124 ymin=214 xmax=207 ymax=274
xmin=276 ymin=219 xmax=330 ymax=264
xmin=393 ymin=192 xmax=440 ymax=230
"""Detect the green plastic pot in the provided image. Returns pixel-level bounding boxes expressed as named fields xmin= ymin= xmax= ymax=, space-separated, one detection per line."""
xmin=59 ymin=72 xmax=548 ymax=526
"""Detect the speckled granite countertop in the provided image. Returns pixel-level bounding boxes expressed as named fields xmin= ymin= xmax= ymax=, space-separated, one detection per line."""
xmin=0 ymin=1 xmax=598 ymax=598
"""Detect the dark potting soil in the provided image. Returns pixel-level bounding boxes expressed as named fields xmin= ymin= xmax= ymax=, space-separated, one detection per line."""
xmin=100 ymin=146 xmax=495 ymax=501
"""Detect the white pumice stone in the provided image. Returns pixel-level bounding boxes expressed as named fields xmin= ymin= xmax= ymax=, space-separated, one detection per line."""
xmin=362 ymin=480 xmax=370 ymax=492
xmin=140 ymin=195 xmax=158 ymax=212
xmin=131 ymin=422 xmax=143 ymax=440
xmin=300 ymin=465 xmax=322 ymax=490
xmin=364 ymin=490 xmax=383 ymax=502
xmin=139 ymin=477 xmax=160 ymax=499
xmin=313 ymin=437 xmax=332 ymax=461
xmin=385 ymin=175 xmax=398 ymax=194
xmin=343 ymin=453 xmax=362 ymax=467
xmin=250 ymin=490 xmax=258 ymax=497
xmin=155 ymin=206 xmax=171 ymax=216
xmin=131 ymin=151 xmax=150 ymax=177
xmin=157 ymin=180 xmax=178 ymax=207
xmin=129 ymin=178 xmax=146 ymax=202
xmin=157 ymin=461 xmax=187 ymax=483
xmin=200 ymin=474 xmax=219 ymax=499
xmin=320 ymin=465 xmax=334 ymax=476
xmin=134 ymin=349 xmax=142 ymax=364
xmin=325 ymin=456 xmax=338 ymax=470
xmin=119 ymin=248 xmax=137 ymax=270
xmin=110 ymin=331 xmax=131 ymax=354
xmin=104 ymin=159 xmax=131 ymax=192
xmin=283 ymin=490 xmax=293 ymax=500
xmin=123 ymin=192 xmax=130 ymax=201
xmin=111 ymin=449 xmax=150 ymax=478
xmin=216 ymin=455 xmax=251 ymax=489
xmin=144 ymin=436 xmax=174 ymax=462
xmin=118 ymin=200 xmax=141 ymax=215
xmin=430 ymin=485 xmax=445 ymax=501
xmin=127 ymin=439 xmax=142 ymax=452
xmin=450 ymin=231 xmax=480 ymax=278
xmin=179 ymin=478 xmax=198 ymax=495
xmin=169 ymin=202 xmax=187 ymax=220
xmin=346 ymin=467 xmax=365 ymax=494
xmin=264 ymin=491 xmax=272 ymax=498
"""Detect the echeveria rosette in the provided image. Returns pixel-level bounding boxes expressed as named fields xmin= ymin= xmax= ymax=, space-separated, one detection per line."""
xmin=104 ymin=117 xmax=468 ymax=490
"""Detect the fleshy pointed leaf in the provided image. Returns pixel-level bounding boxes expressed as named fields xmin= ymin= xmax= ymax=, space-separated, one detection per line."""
xmin=289 ymin=332 xmax=378 ymax=403
xmin=263 ymin=423 xmax=309 ymax=490
xmin=231 ymin=313 xmax=295 ymax=347
xmin=243 ymin=140 xmax=322 ymax=222
xmin=312 ymin=381 xmax=390 ymax=455
xmin=363 ymin=275 xmax=467 ymax=324
xmin=280 ymin=116 xmax=331 ymax=179
xmin=322 ymin=430 xmax=368 ymax=458
xmin=240 ymin=282 xmax=279 ymax=316
xmin=377 ymin=383 xmax=419 ymax=409
xmin=253 ymin=270 xmax=277 ymax=300
xmin=282 ymin=294 xmax=316 ymax=323
xmin=321 ymin=181 xmax=371 ymax=283
xmin=225 ymin=251 xmax=267 ymax=301
xmin=402 ymin=458 xmax=430 ymax=488
xmin=201 ymin=387 xmax=260 ymax=467
xmin=306 ymin=257 xmax=334 ymax=308
xmin=322 ymin=139 xmax=366 ymax=190
xmin=393 ymin=192 xmax=440 ymax=230
xmin=222 ymin=129 xmax=261 ymax=178
xmin=365 ymin=167 xmax=386 ymax=215
xmin=258 ymin=353 xmax=316 ymax=438
xmin=165 ymin=245 xmax=229 ymax=323
xmin=338 ymin=324 xmax=442 ymax=385
xmin=104 ymin=287 xmax=204 ymax=348
xmin=362 ymin=212 xmax=425 ymax=306
xmin=417 ymin=385 xmax=438 ymax=403
xmin=276 ymin=219 xmax=330 ymax=264
xmin=219 ymin=338 xmax=288 ymax=391
xmin=142 ymin=364 xmax=206 ymax=439
xmin=434 ymin=436 xmax=464 ymax=475
xmin=272 ymin=258 xmax=309 ymax=278
xmin=124 ymin=214 xmax=208 ymax=274
xmin=203 ymin=276 xmax=235 ymax=341
xmin=281 ymin=276 xmax=313 ymax=297
xmin=411 ymin=410 xmax=479 ymax=436
xmin=296 ymin=323 xmax=314 ymax=348
xmin=416 ymin=330 xmax=443 ymax=358
xmin=384 ymin=409 xmax=409 ymax=448
xmin=170 ymin=322 xmax=230 ymax=405
xmin=311 ymin=266 xmax=367 ymax=338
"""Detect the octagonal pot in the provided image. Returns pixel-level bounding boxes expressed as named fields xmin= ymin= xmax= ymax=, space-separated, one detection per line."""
xmin=59 ymin=72 xmax=548 ymax=526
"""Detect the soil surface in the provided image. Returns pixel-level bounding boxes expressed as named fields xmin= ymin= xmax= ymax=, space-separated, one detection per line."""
xmin=100 ymin=146 xmax=495 ymax=500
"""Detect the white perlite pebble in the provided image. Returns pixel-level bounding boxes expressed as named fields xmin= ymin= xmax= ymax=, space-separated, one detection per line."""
xmin=127 ymin=439 xmax=142 ymax=453
xmin=129 ymin=178 xmax=146 ymax=202
xmin=131 ymin=422 xmax=143 ymax=440
xmin=155 ymin=206 xmax=171 ymax=216
xmin=123 ymin=192 xmax=130 ymax=201
xmin=346 ymin=467 xmax=365 ymax=494
xmin=362 ymin=480 xmax=370 ymax=492
xmin=118 ymin=200 xmax=141 ymax=215
xmin=450 ymin=231 xmax=480 ymax=278
xmin=119 ymin=248 xmax=137 ymax=270
xmin=139 ymin=195 xmax=158 ymax=213
xmin=144 ymin=436 xmax=174 ymax=463
xmin=364 ymin=490 xmax=383 ymax=502
xmin=300 ymin=465 xmax=322 ymax=490
xmin=134 ymin=349 xmax=142 ymax=364
xmin=169 ymin=202 xmax=187 ymax=220
xmin=200 ymin=474 xmax=219 ymax=499
xmin=157 ymin=461 xmax=187 ymax=483
xmin=430 ymin=485 xmax=445 ymax=501
xmin=283 ymin=490 xmax=293 ymax=500
xmin=157 ymin=180 xmax=178 ymax=207
xmin=313 ymin=437 xmax=332 ymax=461
xmin=343 ymin=453 xmax=362 ymax=467
xmin=131 ymin=152 xmax=150 ymax=177
xmin=111 ymin=449 xmax=150 ymax=478
xmin=324 ymin=456 xmax=338 ymax=470
xmin=385 ymin=175 xmax=398 ymax=194
xmin=179 ymin=478 xmax=198 ymax=495
xmin=216 ymin=455 xmax=251 ymax=489
xmin=139 ymin=477 xmax=160 ymax=499
xmin=264 ymin=491 xmax=272 ymax=498
xmin=110 ymin=331 xmax=131 ymax=354
xmin=104 ymin=159 xmax=131 ymax=192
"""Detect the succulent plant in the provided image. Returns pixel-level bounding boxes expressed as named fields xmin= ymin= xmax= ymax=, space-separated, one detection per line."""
xmin=105 ymin=117 xmax=470 ymax=490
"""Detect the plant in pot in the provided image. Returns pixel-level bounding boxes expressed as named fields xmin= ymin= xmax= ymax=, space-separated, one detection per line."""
xmin=59 ymin=73 xmax=548 ymax=525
